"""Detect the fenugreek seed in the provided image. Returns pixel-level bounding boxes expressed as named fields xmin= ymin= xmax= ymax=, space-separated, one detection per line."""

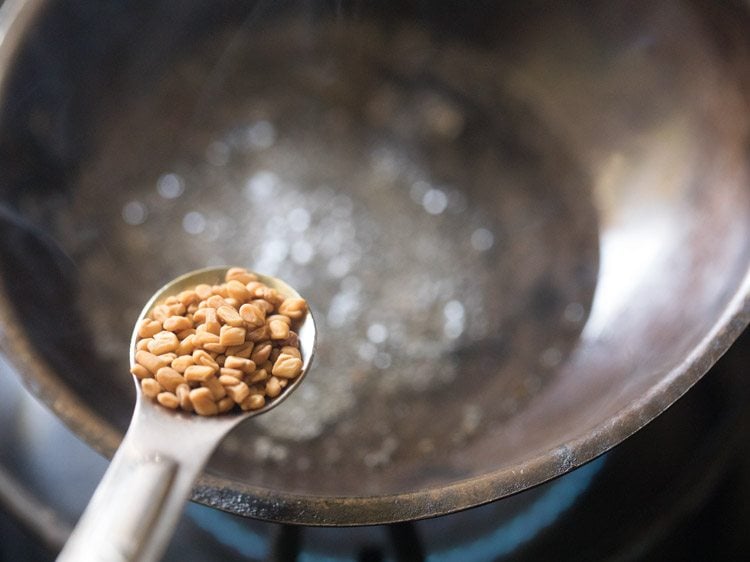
xmin=250 ymin=342 xmax=272 ymax=365
xmin=148 ymin=331 xmax=179 ymax=355
xmin=202 ymin=377 xmax=226 ymax=400
xmin=216 ymin=305 xmax=244 ymax=327
xmin=184 ymin=365 xmax=216 ymax=382
xmin=205 ymin=320 xmax=221 ymax=336
xmin=279 ymin=297 xmax=308 ymax=320
xmin=167 ymin=303 xmax=186 ymax=316
xmin=225 ymin=267 xmax=247 ymax=279
xmin=163 ymin=315 xmax=193 ymax=332
xmin=137 ymin=338 xmax=153 ymax=352
xmin=268 ymin=314 xmax=292 ymax=326
xmin=251 ymin=298 xmax=274 ymax=314
xmin=270 ymin=348 xmax=281 ymax=363
xmin=147 ymin=338 xmax=173 ymax=355
xmin=190 ymin=388 xmax=218 ymax=416
xmin=278 ymin=378 xmax=288 ymax=388
xmin=225 ymin=279 xmax=250 ymax=301
xmin=227 ymin=342 xmax=254 ymax=358
xmin=241 ymin=394 xmax=265 ymax=411
xmin=157 ymin=392 xmax=179 ymax=409
xmin=203 ymin=343 xmax=228 ymax=353
xmin=269 ymin=319 xmax=290 ymax=340
xmin=226 ymin=381 xmax=250 ymax=403
xmin=217 ymin=397 xmax=235 ymax=413
xmin=261 ymin=287 xmax=284 ymax=306
xmin=135 ymin=350 xmax=169 ymax=375
xmin=194 ymin=331 xmax=220 ymax=347
xmin=226 ymin=267 xmax=258 ymax=284
xmin=176 ymin=334 xmax=196 ymax=355
xmin=245 ymin=281 xmax=265 ymax=298
xmin=225 ymin=298 xmax=241 ymax=309
xmin=207 ymin=295 xmax=228 ymax=309
xmin=246 ymin=324 xmax=270 ymax=342
xmin=225 ymin=267 xmax=246 ymax=281
xmin=280 ymin=346 xmax=301 ymax=359
xmin=219 ymin=373 xmax=243 ymax=385
xmin=219 ymin=367 xmax=245 ymax=379
xmin=260 ymin=360 xmax=273 ymax=373
xmin=239 ymin=303 xmax=265 ymax=327
xmin=137 ymin=319 xmax=163 ymax=338
xmin=130 ymin=364 xmax=150 ymax=380
xmin=165 ymin=296 xmax=179 ymax=305
xmin=176 ymin=328 xmax=196 ymax=340
xmin=156 ymin=367 xmax=187 ymax=393
xmin=176 ymin=384 xmax=193 ymax=412
xmin=186 ymin=303 xmax=199 ymax=315
xmin=192 ymin=350 xmax=219 ymax=370
xmin=171 ymin=355 xmax=195 ymax=373
xmin=211 ymin=284 xmax=229 ymax=298
xmin=192 ymin=308 xmax=208 ymax=324
xmin=195 ymin=284 xmax=213 ymax=300
xmin=266 ymin=376 xmax=282 ymax=398
xmin=249 ymin=369 xmax=268 ymax=383
xmin=158 ymin=352 xmax=177 ymax=364
xmin=150 ymin=304 xmax=172 ymax=322
xmin=152 ymin=330 xmax=177 ymax=341
xmin=224 ymin=356 xmax=255 ymax=372
xmin=220 ymin=325 xmax=246 ymax=346
xmin=177 ymin=290 xmax=200 ymax=306
xmin=279 ymin=331 xmax=299 ymax=348
xmin=141 ymin=378 xmax=163 ymax=399
xmin=252 ymin=286 xmax=271 ymax=302
xmin=272 ymin=353 xmax=303 ymax=379
xmin=230 ymin=272 xmax=258 ymax=285
xmin=199 ymin=308 xmax=221 ymax=335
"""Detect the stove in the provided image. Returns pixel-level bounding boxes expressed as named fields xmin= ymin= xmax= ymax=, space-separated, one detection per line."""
xmin=1 ymin=0 xmax=749 ymax=559
xmin=1 ymin=328 xmax=748 ymax=561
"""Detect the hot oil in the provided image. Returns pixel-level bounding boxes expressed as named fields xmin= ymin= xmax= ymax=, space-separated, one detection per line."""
xmin=53 ymin=18 xmax=598 ymax=493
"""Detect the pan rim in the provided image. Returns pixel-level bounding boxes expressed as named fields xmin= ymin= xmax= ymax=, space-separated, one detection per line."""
xmin=0 ymin=277 xmax=746 ymax=525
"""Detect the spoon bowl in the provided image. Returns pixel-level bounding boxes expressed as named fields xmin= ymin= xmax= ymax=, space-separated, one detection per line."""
xmin=132 ymin=267 xmax=316 ymax=416
xmin=57 ymin=266 xmax=316 ymax=562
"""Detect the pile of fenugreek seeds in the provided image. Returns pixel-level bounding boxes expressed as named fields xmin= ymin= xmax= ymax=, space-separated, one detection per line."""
xmin=131 ymin=267 xmax=307 ymax=416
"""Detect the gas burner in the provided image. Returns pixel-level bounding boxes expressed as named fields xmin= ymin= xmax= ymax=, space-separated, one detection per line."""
xmin=1 ymin=329 xmax=748 ymax=560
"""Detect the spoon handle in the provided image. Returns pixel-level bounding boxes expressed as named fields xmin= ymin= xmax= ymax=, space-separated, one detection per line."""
xmin=57 ymin=400 xmax=232 ymax=562
xmin=58 ymin=453 xmax=178 ymax=561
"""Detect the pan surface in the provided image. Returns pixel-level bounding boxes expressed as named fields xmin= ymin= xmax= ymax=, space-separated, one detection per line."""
xmin=0 ymin=0 xmax=748 ymax=524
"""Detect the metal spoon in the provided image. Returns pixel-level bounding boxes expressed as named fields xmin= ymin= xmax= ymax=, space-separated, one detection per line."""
xmin=57 ymin=266 xmax=316 ymax=562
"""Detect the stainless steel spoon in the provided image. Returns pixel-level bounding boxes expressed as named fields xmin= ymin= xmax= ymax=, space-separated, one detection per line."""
xmin=57 ymin=266 xmax=316 ymax=562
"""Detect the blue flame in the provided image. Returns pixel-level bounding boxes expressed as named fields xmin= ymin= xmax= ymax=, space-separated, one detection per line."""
xmin=187 ymin=456 xmax=606 ymax=561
